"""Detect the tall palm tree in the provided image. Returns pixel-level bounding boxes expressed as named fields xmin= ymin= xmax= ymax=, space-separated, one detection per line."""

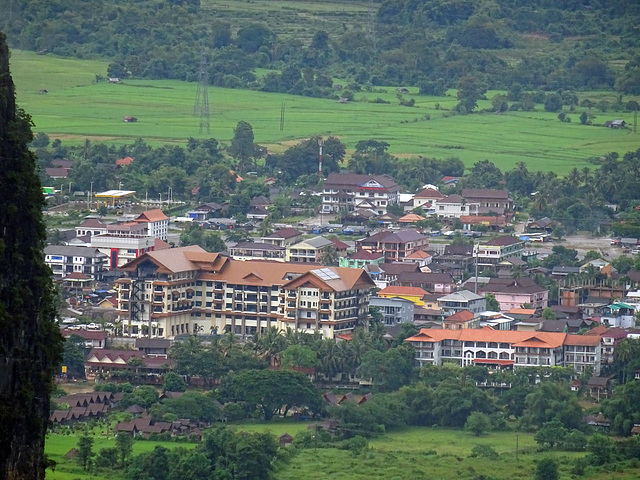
xmin=258 ymin=215 xmax=274 ymax=237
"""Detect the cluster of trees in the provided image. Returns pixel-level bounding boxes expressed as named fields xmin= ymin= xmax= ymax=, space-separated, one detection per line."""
xmin=170 ymin=324 xmax=414 ymax=390
xmin=7 ymin=0 xmax=640 ymax=97
xmin=77 ymin=427 xmax=279 ymax=480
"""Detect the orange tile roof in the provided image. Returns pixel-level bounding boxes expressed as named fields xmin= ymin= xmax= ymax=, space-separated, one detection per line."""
xmin=406 ymin=327 xmax=566 ymax=348
xmin=564 ymin=335 xmax=600 ymax=346
xmin=136 ymin=209 xmax=169 ymax=222
xmin=378 ymin=286 xmax=429 ymax=297
xmin=509 ymin=308 xmax=537 ymax=315
xmin=405 ymin=250 xmax=431 ymax=259
xmin=444 ymin=310 xmax=474 ymax=323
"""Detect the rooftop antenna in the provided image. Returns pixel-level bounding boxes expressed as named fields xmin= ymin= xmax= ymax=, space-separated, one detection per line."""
xmin=193 ymin=45 xmax=210 ymax=134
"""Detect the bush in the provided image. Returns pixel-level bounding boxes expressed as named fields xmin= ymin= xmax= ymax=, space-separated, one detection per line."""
xmin=470 ymin=444 xmax=499 ymax=460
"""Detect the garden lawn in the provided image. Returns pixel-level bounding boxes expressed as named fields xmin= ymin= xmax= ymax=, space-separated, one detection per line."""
xmin=11 ymin=51 xmax=640 ymax=174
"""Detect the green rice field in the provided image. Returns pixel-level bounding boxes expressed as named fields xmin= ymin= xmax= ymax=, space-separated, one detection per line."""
xmin=10 ymin=50 xmax=640 ymax=173
xmin=45 ymin=422 xmax=640 ymax=480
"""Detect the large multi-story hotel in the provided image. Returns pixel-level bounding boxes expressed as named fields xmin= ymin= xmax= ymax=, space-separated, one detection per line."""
xmin=115 ymin=246 xmax=375 ymax=339
xmin=405 ymin=327 xmax=601 ymax=374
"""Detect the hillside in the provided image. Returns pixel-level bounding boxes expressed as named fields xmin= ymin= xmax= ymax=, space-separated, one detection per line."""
xmin=4 ymin=0 xmax=640 ymax=97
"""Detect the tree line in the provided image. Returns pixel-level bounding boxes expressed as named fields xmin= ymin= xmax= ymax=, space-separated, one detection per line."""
xmin=5 ymin=0 xmax=640 ymax=98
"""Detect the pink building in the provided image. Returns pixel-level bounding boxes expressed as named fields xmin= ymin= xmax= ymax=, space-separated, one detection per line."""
xmin=477 ymin=278 xmax=548 ymax=311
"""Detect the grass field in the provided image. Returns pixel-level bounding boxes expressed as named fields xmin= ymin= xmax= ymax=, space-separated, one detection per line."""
xmin=10 ymin=50 xmax=640 ymax=174
xmin=45 ymin=421 xmax=640 ymax=480
xmin=200 ymin=0 xmax=370 ymax=43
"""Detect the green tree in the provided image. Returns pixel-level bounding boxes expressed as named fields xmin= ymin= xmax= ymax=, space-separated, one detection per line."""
xmin=544 ymin=93 xmax=563 ymax=112
xmin=456 ymin=74 xmax=486 ymax=113
xmin=535 ymin=458 xmax=559 ymax=480
xmin=63 ymin=334 xmax=87 ymax=377
xmin=282 ymin=344 xmax=319 ymax=369
xmin=465 ymin=411 xmax=492 ymax=436
xmin=228 ymin=121 xmax=259 ymax=172
xmin=162 ymin=372 xmax=187 ymax=392
xmin=485 ymin=293 xmax=500 ymax=312
xmin=77 ymin=435 xmax=95 ymax=471
xmin=541 ymin=307 xmax=556 ymax=320
xmin=115 ymin=432 xmax=133 ymax=469
xmin=534 ymin=419 xmax=567 ymax=449
xmin=0 ymin=33 xmax=64 ymax=480
xmin=221 ymin=369 xmax=320 ymax=420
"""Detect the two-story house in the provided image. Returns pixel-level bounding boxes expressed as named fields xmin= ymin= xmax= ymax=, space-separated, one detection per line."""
xmin=437 ymin=290 xmax=486 ymax=316
xmin=435 ymin=194 xmax=479 ymax=219
xmin=396 ymin=271 xmax=456 ymax=294
xmin=476 ymin=277 xmax=549 ymax=311
xmin=262 ymin=228 xmax=304 ymax=247
xmin=321 ymin=173 xmax=402 ymax=215
xmin=286 ymin=236 xmax=334 ymax=263
xmin=475 ymin=236 xmax=524 ymax=270
xmin=355 ymin=229 xmax=429 ymax=262
xmin=461 ymin=189 xmax=513 ymax=215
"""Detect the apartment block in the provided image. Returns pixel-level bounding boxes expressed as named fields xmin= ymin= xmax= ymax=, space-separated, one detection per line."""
xmin=115 ymin=246 xmax=375 ymax=339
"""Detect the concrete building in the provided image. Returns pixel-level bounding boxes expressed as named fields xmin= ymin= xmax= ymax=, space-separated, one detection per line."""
xmin=134 ymin=209 xmax=169 ymax=241
xmin=45 ymin=245 xmax=109 ymax=279
xmin=286 ymin=236 xmax=334 ymax=263
xmin=321 ymin=173 xmax=401 ymax=215
xmin=355 ymin=229 xmax=429 ymax=262
xmin=370 ymin=296 xmax=415 ymax=326
xmin=437 ymin=290 xmax=486 ymax=316
xmin=115 ymin=246 xmax=375 ymax=339
xmin=91 ymin=234 xmax=156 ymax=269
xmin=406 ymin=327 xmax=599 ymax=374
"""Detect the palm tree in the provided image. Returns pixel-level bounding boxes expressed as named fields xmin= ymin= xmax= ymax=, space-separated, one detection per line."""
xmin=319 ymin=246 xmax=339 ymax=266
xmin=581 ymin=167 xmax=592 ymax=186
xmin=219 ymin=329 xmax=238 ymax=357
xmin=616 ymin=338 xmax=635 ymax=383
xmin=319 ymin=338 xmax=343 ymax=380
xmin=567 ymin=167 xmax=580 ymax=188
xmin=258 ymin=215 xmax=274 ymax=237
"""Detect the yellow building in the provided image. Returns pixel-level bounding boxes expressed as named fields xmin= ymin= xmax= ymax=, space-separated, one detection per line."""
xmin=377 ymin=285 xmax=429 ymax=306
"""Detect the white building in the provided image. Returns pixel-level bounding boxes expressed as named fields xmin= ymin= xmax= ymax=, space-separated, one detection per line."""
xmin=434 ymin=194 xmax=479 ymax=219
xmin=134 ymin=209 xmax=169 ymax=241
xmin=91 ymin=234 xmax=156 ymax=269
xmin=321 ymin=173 xmax=401 ymax=215
xmin=44 ymin=245 xmax=109 ymax=279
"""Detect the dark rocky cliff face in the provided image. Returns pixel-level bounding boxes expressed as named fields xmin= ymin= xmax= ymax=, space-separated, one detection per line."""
xmin=0 ymin=32 xmax=63 ymax=480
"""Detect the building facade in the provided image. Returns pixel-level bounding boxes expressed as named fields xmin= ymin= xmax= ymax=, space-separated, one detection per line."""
xmin=115 ymin=246 xmax=375 ymax=339
xmin=370 ymin=296 xmax=415 ymax=326
xmin=321 ymin=173 xmax=401 ymax=215
xmin=406 ymin=327 xmax=599 ymax=374
xmin=45 ymin=245 xmax=109 ymax=279
xmin=355 ymin=230 xmax=429 ymax=262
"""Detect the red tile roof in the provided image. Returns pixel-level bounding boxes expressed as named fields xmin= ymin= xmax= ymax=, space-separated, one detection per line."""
xmin=443 ymin=310 xmax=474 ymax=323
xmin=116 ymin=156 xmax=134 ymax=166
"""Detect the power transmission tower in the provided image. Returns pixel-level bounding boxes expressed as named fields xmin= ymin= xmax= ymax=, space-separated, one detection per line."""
xmin=193 ymin=46 xmax=210 ymax=134
xmin=367 ymin=0 xmax=377 ymax=52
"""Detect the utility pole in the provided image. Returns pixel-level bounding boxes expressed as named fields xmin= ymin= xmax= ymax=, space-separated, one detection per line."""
xmin=474 ymin=243 xmax=479 ymax=293
xmin=318 ymin=137 xmax=324 ymax=181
